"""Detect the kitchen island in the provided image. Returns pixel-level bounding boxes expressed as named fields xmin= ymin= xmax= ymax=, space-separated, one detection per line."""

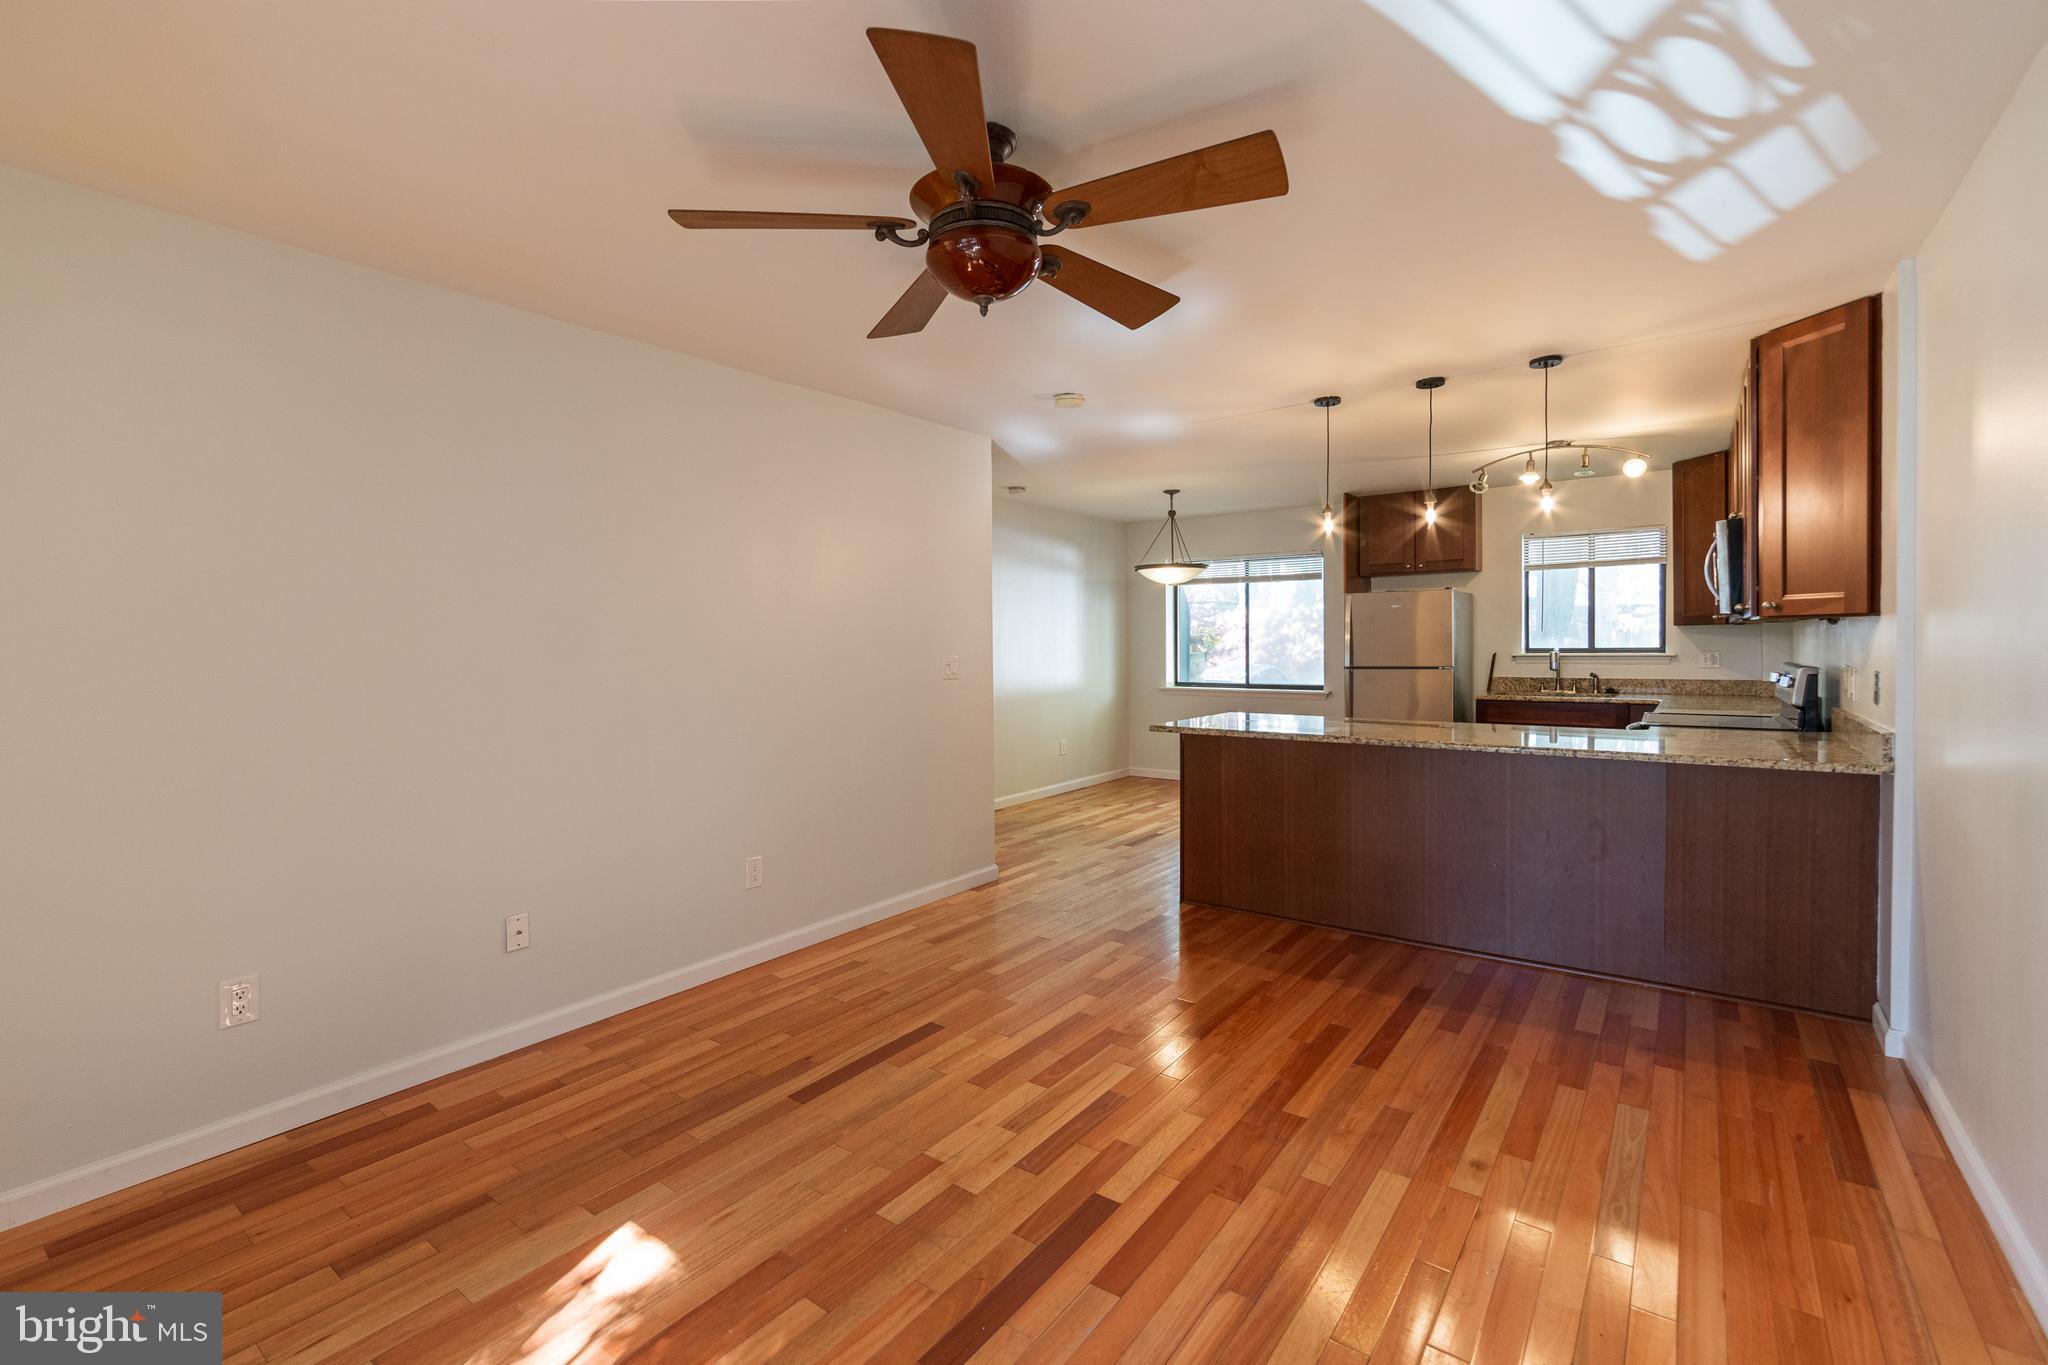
xmin=1155 ymin=711 xmax=1892 ymax=1016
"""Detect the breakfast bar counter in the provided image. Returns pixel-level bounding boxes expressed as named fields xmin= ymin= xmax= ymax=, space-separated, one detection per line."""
xmin=1153 ymin=708 xmax=1893 ymax=775
xmin=1156 ymin=712 xmax=1888 ymax=1016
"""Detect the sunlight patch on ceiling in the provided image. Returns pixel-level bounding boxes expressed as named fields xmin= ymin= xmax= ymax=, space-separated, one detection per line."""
xmin=1362 ymin=0 xmax=1876 ymax=259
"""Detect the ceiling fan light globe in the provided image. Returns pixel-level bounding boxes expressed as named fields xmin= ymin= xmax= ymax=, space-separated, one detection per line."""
xmin=1137 ymin=562 xmax=1206 ymax=585
xmin=925 ymin=224 xmax=1041 ymax=304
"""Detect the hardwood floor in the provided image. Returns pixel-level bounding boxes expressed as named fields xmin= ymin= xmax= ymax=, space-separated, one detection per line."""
xmin=3 ymin=776 xmax=2041 ymax=1363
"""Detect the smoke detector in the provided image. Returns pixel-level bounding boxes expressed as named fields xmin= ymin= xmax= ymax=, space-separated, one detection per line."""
xmin=1051 ymin=392 xmax=1085 ymax=409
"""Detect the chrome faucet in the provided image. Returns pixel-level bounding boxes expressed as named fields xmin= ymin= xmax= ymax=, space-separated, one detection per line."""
xmin=1547 ymin=648 xmax=1562 ymax=692
xmin=1588 ymin=670 xmax=1602 ymax=695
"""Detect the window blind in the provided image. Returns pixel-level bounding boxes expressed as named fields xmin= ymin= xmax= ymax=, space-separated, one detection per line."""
xmin=1521 ymin=526 xmax=1668 ymax=570
xmin=1190 ymin=553 xmax=1323 ymax=584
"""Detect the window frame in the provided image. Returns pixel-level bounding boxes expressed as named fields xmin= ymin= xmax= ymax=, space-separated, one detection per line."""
xmin=1520 ymin=527 xmax=1670 ymax=655
xmin=1171 ymin=553 xmax=1325 ymax=690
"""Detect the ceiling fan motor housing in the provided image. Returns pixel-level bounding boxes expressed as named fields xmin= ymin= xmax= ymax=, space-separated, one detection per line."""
xmin=910 ymin=160 xmax=1051 ymax=306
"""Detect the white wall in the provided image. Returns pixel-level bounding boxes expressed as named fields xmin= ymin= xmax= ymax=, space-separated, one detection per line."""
xmin=1125 ymin=505 xmax=1344 ymax=776
xmin=0 ymin=168 xmax=995 ymax=1208
xmin=993 ymin=495 xmax=1126 ymax=805
xmin=1902 ymin=42 xmax=2048 ymax=1318
xmin=1387 ymin=469 xmax=1792 ymax=681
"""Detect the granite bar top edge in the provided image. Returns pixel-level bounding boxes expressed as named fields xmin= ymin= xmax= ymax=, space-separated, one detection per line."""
xmin=1152 ymin=712 xmax=1894 ymax=776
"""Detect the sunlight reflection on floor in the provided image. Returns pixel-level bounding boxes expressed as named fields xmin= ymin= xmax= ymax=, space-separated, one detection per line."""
xmin=464 ymin=1222 xmax=679 ymax=1365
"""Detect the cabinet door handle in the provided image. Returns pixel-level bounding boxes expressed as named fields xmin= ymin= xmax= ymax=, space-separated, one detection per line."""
xmin=1702 ymin=541 xmax=1719 ymax=597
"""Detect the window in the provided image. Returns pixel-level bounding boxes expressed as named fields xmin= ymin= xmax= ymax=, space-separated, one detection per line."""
xmin=1174 ymin=554 xmax=1324 ymax=688
xmin=1523 ymin=526 xmax=1668 ymax=653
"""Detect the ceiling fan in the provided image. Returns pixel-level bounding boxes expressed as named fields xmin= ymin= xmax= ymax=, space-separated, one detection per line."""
xmin=669 ymin=28 xmax=1289 ymax=338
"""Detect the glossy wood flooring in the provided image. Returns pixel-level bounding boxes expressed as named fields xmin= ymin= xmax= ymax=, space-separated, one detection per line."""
xmin=4 ymin=777 xmax=2042 ymax=1363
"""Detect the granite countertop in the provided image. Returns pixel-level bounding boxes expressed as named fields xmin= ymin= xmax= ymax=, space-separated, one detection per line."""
xmin=1153 ymin=711 xmax=1893 ymax=775
xmin=1478 ymin=690 xmax=1785 ymax=717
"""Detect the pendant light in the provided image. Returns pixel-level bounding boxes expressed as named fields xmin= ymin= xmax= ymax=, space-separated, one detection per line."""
xmin=1314 ymin=396 xmax=1341 ymax=536
xmin=1532 ymin=353 xmax=1562 ymax=513
xmin=1416 ymin=377 xmax=1445 ymax=524
xmin=1134 ymin=489 xmax=1207 ymax=584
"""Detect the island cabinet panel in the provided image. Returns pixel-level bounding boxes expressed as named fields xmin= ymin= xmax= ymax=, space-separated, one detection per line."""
xmin=1176 ymin=734 xmax=1879 ymax=1017
xmin=1347 ymin=745 xmax=1430 ymax=941
xmin=1178 ymin=732 xmax=1286 ymax=917
xmin=1663 ymin=765 xmax=1880 ymax=1018
xmin=1422 ymin=751 xmax=1516 ymax=957
xmin=1503 ymin=756 xmax=1667 ymax=982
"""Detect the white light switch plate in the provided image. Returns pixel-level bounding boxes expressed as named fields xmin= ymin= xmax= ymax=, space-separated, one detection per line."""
xmin=1700 ymin=651 xmax=1721 ymax=669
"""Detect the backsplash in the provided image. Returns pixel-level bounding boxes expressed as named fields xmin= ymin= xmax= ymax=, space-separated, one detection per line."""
xmin=1486 ymin=676 xmax=1774 ymax=699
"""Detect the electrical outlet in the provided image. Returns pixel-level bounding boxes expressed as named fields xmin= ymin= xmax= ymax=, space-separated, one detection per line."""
xmin=1700 ymin=651 xmax=1721 ymax=669
xmin=1873 ymin=670 xmax=1883 ymax=705
xmin=744 ymin=855 xmax=764 ymax=890
xmin=219 ymin=976 xmax=259 ymax=1029
xmin=1842 ymin=665 xmax=1857 ymax=702
xmin=941 ymin=655 xmax=961 ymax=681
xmin=505 ymin=912 xmax=530 ymax=952
xmin=1058 ymin=739 xmax=1068 ymax=756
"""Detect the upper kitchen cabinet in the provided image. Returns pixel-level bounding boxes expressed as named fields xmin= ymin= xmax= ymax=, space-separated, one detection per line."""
xmin=1750 ymin=296 xmax=1882 ymax=618
xmin=1345 ymin=486 xmax=1482 ymax=589
xmin=1671 ymin=449 xmax=1729 ymax=626
xmin=1415 ymin=486 xmax=1482 ymax=574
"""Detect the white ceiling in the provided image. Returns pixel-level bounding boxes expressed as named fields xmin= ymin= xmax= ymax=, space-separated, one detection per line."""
xmin=4 ymin=0 xmax=2041 ymax=520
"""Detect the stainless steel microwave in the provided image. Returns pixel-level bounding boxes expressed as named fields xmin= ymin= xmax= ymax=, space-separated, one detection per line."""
xmin=1710 ymin=513 xmax=1748 ymax=620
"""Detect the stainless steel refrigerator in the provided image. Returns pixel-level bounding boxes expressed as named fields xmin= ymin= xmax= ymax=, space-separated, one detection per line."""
xmin=1344 ymin=589 xmax=1474 ymax=722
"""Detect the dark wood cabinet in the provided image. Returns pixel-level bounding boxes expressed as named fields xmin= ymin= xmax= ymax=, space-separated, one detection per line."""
xmin=1356 ymin=491 xmax=1421 ymax=576
xmin=1345 ymin=485 xmax=1482 ymax=587
xmin=1671 ymin=449 xmax=1729 ymax=626
xmin=1752 ymin=296 xmax=1881 ymax=618
xmin=1474 ymin=698 xmax=1655 ymax=729
xmin=1414 ymin=485 xmax=1481 ymax=573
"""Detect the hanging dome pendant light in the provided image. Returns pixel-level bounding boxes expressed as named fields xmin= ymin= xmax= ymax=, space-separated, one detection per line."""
xmin=1134 ymin=489 xmax=1207 ymax=584
xmin=1313 ymin=396 xmax=1342 ymax=536
xmin=1416 ymin=377 xmax=1446 ymax=525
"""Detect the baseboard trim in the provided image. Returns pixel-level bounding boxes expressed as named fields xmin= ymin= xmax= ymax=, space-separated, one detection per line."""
xmin=0 ymin=861 xmax=999 ymax=1231
xmin=993 ymin=768 xmax=1129 ymax=810
xmin=1903 ymin=1038 xmax=2048 ymax=1328
xmin=1872 ymin=1002 xmax=1906 ymax=1058
xmin=1127 ymin=767 xmax=1180 ymax=780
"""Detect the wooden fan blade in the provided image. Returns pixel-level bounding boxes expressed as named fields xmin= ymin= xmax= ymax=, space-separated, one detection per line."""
xmin=869 ymin=271 xmax=949 ymax=339
xmin=1047 ymin=130 xmax=1288 ymax=228
xmin=866 ymin=28 xmax=995 ymax=191
xmin=1039 ymin=247 xmax=1179 ymax=329
xmin=668 ymin=210 xmax=913 ymax=230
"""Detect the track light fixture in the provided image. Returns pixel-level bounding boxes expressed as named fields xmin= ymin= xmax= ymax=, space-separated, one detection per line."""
xmin=1466 ymin=354 xmax=1657 ymax=503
